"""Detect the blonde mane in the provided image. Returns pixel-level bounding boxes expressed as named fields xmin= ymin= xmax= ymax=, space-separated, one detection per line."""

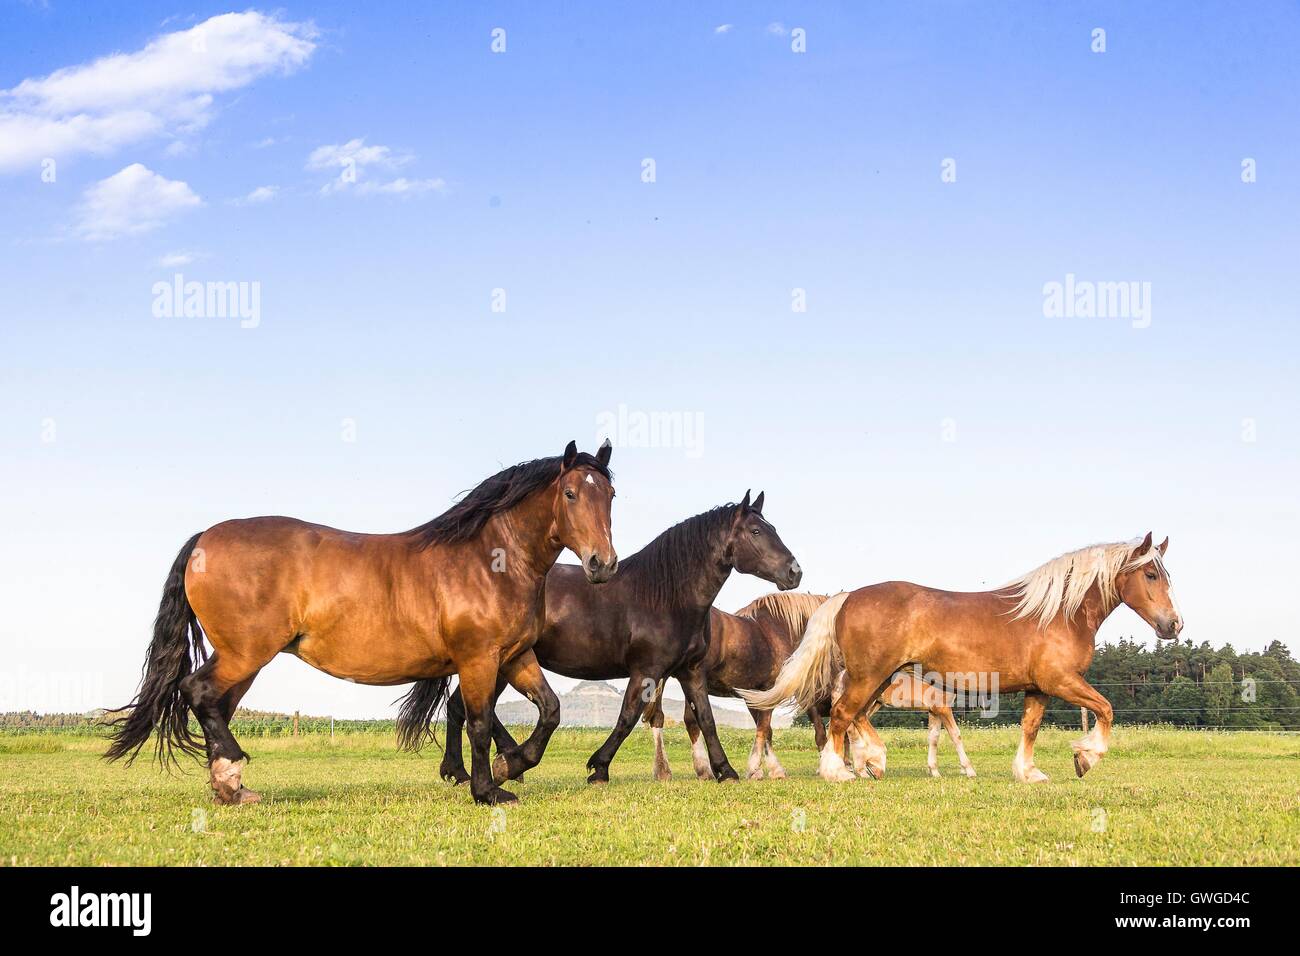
xmin=1004 ymin=537 xmax=1166 ymax=628
xmin=734 ymin=591 xmax=831 ymax=639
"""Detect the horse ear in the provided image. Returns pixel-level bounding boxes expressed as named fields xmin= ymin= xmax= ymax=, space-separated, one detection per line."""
xmin=596 ymin=438 xmax=613 ymax=468
xmin=752 ymin=491 xmax=765 ymax=513
xmin=1135 ymin=531 xmax=1153 ymax=555
xmin=739 ymin=489 xmax=751 ymax=510
xmin=562 ymin=440 xmax=578 ymax=469
xmin=1157 ymin=536 xmax=1169 ymax=556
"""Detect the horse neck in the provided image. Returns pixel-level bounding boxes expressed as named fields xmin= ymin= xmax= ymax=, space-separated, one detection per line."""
xmin=482 ymin=485 xmax=562 ymax=580
xmin=628 ymin=522 xmax=733 ymax=612
xmin=1071 ymin=580 xmax=1118 ymax=639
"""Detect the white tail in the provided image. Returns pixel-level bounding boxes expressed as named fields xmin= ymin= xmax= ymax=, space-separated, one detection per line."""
xmin=738 ymin=591 xmax=849 ymax=713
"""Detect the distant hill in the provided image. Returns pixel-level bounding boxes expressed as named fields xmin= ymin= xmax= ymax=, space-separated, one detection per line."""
xmin=495 ymin=680 xmax=788 ymax=729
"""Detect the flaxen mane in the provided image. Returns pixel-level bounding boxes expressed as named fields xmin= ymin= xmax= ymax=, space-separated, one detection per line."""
xmin=735 ymin=591 xmax=831 ymax=640
xmin=1003 ymin=537 xmax=1166 ymax=628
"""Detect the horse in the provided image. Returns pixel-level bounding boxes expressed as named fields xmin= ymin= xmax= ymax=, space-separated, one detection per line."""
xmin=439 ymin=491 xmax=803 ymax=785
xmin=641 ymin=592 xmax=974 ymax=780
xmin=106 ymin=440 xmax=617 ymax=807
xmin=742 ymin=533 xmax=1181 ymax=783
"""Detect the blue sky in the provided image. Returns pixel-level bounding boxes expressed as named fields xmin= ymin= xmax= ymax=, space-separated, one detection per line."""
xmin=2 ymin=2 xmax=1297 ymax=717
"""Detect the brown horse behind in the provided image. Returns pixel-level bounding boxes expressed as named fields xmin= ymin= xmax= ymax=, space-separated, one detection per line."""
xmin=106 ymin=441 xmax=617 ymax=806
xmin=643 ymin=591 xmax=974 ymax=780
xmin=743 ymin=534 xmax=1181 ymax=782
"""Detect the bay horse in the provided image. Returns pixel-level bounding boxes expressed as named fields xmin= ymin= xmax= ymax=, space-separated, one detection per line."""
xmin=106 ymin=440 xmax=617 ymax=806
xmin=642 ymin=592 xmax=974 ymax=780
xmin=439 ymin=491 xmax=802 ymax=785
xmin=742 ymin=534 xmax=1182 ymax=783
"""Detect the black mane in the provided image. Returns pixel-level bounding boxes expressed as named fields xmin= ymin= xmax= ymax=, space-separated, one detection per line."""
xmin=409 ymin=453 xmax=612 ymax=549
xmin=619 ymin=504 xmax=740 ymax=609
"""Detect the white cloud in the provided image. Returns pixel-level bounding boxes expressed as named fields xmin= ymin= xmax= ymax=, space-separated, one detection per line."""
xmin=75 ymin=163 xmax=201 ymax=241
xmin=238 ymin=184 xmax=278 ymax=204
xmin=357 ymin=177 xmax=446 ymax=196
xmin=714 ymin=24 xmax=734 ymax=34
xmin=0 ymin=12 xmax=316 ymax=173
xmin=158 ymin=251 xmax=195 ymax=267
xmin=308 ymin=138 xmax=443 ymax=197
xmin=766 ymin=22 xmax=789 ymax=36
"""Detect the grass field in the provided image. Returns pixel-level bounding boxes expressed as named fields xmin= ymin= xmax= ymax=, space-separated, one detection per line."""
xmin=1 ymin=725 xmax=1296 ymax=866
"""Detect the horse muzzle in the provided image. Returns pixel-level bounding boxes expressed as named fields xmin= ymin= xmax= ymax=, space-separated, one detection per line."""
xmin=583 ymin=551 xmax=618 ymax=584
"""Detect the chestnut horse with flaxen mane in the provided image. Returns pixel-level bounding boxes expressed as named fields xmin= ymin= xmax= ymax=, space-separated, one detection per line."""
xmin=742 ymin=534 xmax=1182 ymax=783
xmin=106 ymin=440 xmax=617 ymax=806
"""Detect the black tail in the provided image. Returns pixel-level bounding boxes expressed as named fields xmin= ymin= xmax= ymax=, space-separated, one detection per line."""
xmin=104 ymin=532 xmax=207 ymax=767
xmin=395 ymin=677 xmax=451 ymax=752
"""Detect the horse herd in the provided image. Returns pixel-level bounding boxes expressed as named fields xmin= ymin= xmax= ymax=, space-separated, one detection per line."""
xmin=107 ymin=440 xmax=1184 ymax=806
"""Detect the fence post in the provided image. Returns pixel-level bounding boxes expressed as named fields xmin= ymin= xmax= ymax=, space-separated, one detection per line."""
xmin=293 ymin=710 xmax=300 ymax=738
xmin=1081 ymin=707 xmax=1089 ymax=734
xmin=330 ymin=716 xmax=334 ymax=739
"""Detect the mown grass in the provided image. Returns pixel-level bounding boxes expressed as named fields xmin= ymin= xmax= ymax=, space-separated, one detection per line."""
xmin=0 ymin=725 xmax=1295 ymax=866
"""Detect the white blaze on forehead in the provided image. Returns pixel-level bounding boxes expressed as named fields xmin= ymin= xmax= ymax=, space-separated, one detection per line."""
xmin=584 ymin=473 xmax=595 ymax=485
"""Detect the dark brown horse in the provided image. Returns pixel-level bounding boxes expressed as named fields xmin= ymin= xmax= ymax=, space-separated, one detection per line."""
xmin=440 ymin=491 xmax=802 ymax=784
xmin=743 ymin=534 xmax=1181 ymax=783
xmin=106 ymin=441 xmax=617 ymax=806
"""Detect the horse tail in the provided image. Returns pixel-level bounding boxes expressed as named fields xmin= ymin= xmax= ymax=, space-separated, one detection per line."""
xmin=104 ymin=532 xmax=207 ymax=766
xmin=639 ymin=679 xmax=666 ymax=727
xmin=738 ymin=591 xmax=850 ymax=713
xmin=396 ymin=677 xmax=452 ymax=751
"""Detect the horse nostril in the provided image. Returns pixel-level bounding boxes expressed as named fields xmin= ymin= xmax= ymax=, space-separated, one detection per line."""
xmin=586 ymin=554 xmax=600 ymax=572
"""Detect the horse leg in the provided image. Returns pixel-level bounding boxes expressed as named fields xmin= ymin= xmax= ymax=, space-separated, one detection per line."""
xmin=677 ymin=666 xmax=740 ymax=782
xmin=809 ymin=704 xmax=828 ymax=750
xmin=587 ymin=672 xmax=661 ymax=784
xmin=682 ymin=698 xmax=712 ymax=780
xmin=744 ymin=708 xmax=765 ymax=780
xmin=179 ymin=652 xmax=264 ymax=805
xmin=441 ymin=681 xmax=519 ymax=785
xmin=750 ymin=707 xmax=786 ymax=779
xmin=936 ymin=704 xmax=975 ymax=777
xmin=847 ymin=712 xmax=887 ymax=779
xmin=822 ymin=676 xmax=876 ymax=782
xmin=644 ymin=682 xmax=672 ymax=782
xmin=491 ymin=651 xmax=560 ymax=782
xmin=1012 ymin=691 xmax=1049 ymax=783
xmin=926 ymin=713 xmax=943 ymax=777
xmin=458 ymin=661 xmax=516 ymax=805
xmin=1039 ymin=674 xmax=1115 ymax=778
xmin=439 ymin=687 xmax=472 ymax=785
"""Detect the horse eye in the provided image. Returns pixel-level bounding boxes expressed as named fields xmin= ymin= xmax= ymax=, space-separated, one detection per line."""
xmin=751 ymin=528 xmax=761 ymax=536
xmin=1145 ymin=571 xmax=1157 ymax=581
xmin=565 ymin=490 xmax=577 ymax=501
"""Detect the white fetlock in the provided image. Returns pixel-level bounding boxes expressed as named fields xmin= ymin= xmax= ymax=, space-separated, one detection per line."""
xmin=818 ymin=745 xmax=857 ymax=783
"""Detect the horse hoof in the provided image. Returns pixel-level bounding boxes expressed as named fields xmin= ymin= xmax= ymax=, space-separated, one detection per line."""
xmin=488 ymin=788 xmax=518 ymax=805
xmin=928 ymin=768 xmax=942 ymax=779
xmin=767 ymin=767 xmax=787 ymax=780
xmin=440 ymin=767 xmax=470 ymax=786
xmin=963 ymin=768 xmax=977 ymax=778
xmin=747 ymin=769 xmax=764 ymax=781
xmin=717 ymin=769 xmax=740 ymax=784
xmin=232 ymin=787 xmax=262 ymax=805
xmin=823 ymin=767 xmax=857 ymax=783
xmin=492 ymin=754 xmax=510 ymax=784
xmin=653 ymin=769 xmax=672 ymax=783
xmin=586 ymin=771 xmax=609 ymax=785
